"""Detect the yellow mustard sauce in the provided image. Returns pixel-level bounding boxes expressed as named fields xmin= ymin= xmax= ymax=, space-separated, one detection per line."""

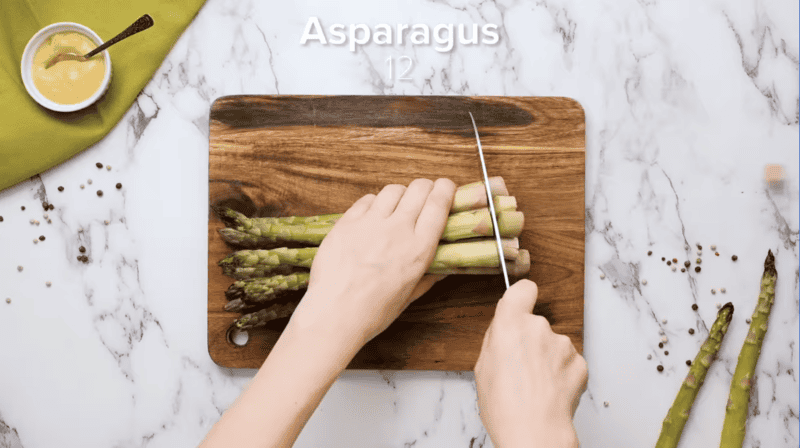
xmin=31 ymin=31 xmax=107 ymax=105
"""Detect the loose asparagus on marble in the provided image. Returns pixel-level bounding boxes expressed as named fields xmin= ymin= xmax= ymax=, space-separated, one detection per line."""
xmin=233 ymin=301 xmax=300 ymax=330
xmin=655 ymin=302 xmax=734 ymax=448
xmin=224 ymin=273 xmax=311 ymax=313
xmin=719 ymin=249 xmax=777 ymax=448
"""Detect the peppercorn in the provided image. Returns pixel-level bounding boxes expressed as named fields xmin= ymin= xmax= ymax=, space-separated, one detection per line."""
xmin=5 ymin=298 xmax=9 ymax=304
xmin=681 ymin=268 xmax=686 ymax=272
xmin=664 ymin=351 xmax=669 ymax=356
xmin=691 ymin=304 xmax=698 ymax=311
xmin=696 ymin=244 xmax=702 ymax=250
xmin=97 ymin=190 xmax=103 ymax=197
xmin=686 ymin=360 xmax=692 ymax=366
xmin=116 ymin=183 xmax=122 ymax=189
xmin=79 ymin=246 xmax=86 ymax=253
xmin=711 ymin=245 xmax=717 ymax=250
xmin=58 ymin=186 xmax=64 ymax=192
xmin=106 ymin=165 xmax=111 ymax=171
xmin=696 ymin=258 xmax=702 ymax=264
xmin=77 ymin=256 xmax=82 ymax=261
xmin=657 ymin=365 xmax=664 ymax=372
xmin=49 ymin=204 xmax=54 ymax=211
xmin=658 ymin=342 xmax=664 ymax=348
xmin=715 ymin=252 xmax=719 ymax=256
xmin=732 ymin=255 xmax=738 ymax=261
xmin=662 ymin=257 xmax=665 ymax=261
xmin=39 ymin=235 xmax=45 ymax=241
xmin=20 ymin=206 xmax=25 ymax=211
xmin=689 ymin=328 xmax=695 ymax=334
xmin=667 ymin=261 xmax=671 ymax=266
xmin=684 ymin=261 xmax=690 ymax=267
xmin=672 ymin=258 xmax=677 ymax=263
xmin=96 ymin=162 xmax=103 ymax=168
xmin=42 ymin=202 xmax=48 ymax=210
xmin=695 ymin=266 xmax=701 ymax=273
xmin=0 ymin=216 xmax=4 ymax=222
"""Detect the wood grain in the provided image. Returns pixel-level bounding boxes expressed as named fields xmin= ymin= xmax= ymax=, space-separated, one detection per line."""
xmin=208 ymin=95 xmax=585 ymax=370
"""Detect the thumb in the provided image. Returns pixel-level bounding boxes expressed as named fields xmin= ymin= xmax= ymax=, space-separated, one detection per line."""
xmin=496 ymin=279 xmax=539 ymax=317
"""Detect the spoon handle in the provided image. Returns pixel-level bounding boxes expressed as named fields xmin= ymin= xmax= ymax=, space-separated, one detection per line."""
xmin=85 ymin=14 xmax=154 ymax=59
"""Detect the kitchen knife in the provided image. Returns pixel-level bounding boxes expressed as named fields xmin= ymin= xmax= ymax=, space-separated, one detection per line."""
xmin=468 ymin=111 xmax=510 ymax=289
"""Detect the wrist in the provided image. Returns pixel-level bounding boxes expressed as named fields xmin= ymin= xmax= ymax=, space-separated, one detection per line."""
xmin=285 ymin=290 xmax=369 ymax=363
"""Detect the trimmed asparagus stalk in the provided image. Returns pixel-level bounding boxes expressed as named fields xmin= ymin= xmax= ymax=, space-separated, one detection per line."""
xmin=655 ymin=302 xmax=735 ymax=448
xmin=441 ymin=209 xmax=524 ymax=242
xmin=493 ymin=195 xmax=517 ymax=212
xmin=224 ymin=273 xmax=311 ymax=312
xmin=225 ymin=265 xmax=306 ymax=280
xmin=451 ymin=177 xmax=509 ymax=213
xmin=215 ymin=207 xmax=343 ymax=227
xmin=233 ymin=301 xmax=299 ymax=329
xmin=427 ymin=249 xmax=530 ymax=277
xmin=220 ymin=208 xmax=523 ymax=248
xmin=719 ymin=250 xmax=777 ymax=448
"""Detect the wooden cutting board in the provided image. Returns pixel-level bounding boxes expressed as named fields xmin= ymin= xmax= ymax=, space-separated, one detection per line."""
xmin=208 ymin=95 xmax=585 ymax=370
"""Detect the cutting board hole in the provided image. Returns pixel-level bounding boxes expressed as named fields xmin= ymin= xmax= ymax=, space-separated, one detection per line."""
xmin=227 ymin=327 xmax=249 ymax=347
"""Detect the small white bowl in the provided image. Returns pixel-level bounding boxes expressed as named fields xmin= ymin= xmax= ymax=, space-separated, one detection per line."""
xmin=20 ymin=22 xmax=112 ymax=113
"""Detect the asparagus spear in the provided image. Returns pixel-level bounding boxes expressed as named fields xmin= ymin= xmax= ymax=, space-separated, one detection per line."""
xmin=441 ymin=209 xmax=524 ymax=242
xmin=220 ymin=239 xmax=521 ymax=280
xmin=218 ymin=208 xmax=524 ymax=248
xmin=233 ymin=301 xmax=299 ymax=330
xmin=719 ymin=250 xmax=777 ymax=448
xmin=427 ymin=249 xmax=530 ymax=277
xmin=655 ymin=302 xmax=735 ymax=448
xmin=224 ymin=273 xmax=311 ymax=312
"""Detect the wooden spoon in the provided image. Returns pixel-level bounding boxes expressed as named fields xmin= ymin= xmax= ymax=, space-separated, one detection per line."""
xmin=45 ymin=14 xmax=154 ymax=69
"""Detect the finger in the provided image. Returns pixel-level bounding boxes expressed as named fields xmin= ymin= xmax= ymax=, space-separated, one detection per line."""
xmin=369 ymin=184 xmax=407 ymax=217
xmin=496 ymin=279 xmax=539 ymax=317
xmin=414 ymin=178 xmax=457 ymax=241
xmin=339 ymin=194 xmax=377 ymax=222
xmin=408 ymin=274 xmax=448 ymax=302
xmin=393 ymin=178 xmax=435 ymax=220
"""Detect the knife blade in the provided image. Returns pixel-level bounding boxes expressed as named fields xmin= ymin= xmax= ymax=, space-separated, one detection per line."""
xmin=468 ymin=111 xmax=510 ymax=289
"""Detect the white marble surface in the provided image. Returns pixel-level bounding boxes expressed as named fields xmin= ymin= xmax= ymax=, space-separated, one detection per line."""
xmin=1 ymin=0 xmax=798 ymax=447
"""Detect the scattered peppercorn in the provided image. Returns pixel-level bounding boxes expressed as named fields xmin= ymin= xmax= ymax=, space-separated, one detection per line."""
xmin=77 ymin=256 xmax=82 ymax=261
xmin=641 ymin=279 xmax=648 ymax=285
xmin=39 ymin=235 xmax=45 ymax=241
xmin=87 ymin=179 xmax=93 ymax=185
xmin=720 ymin=287 xmax=726 ymax=293
xmin=80 ymin=184 xmax=85 ymax=189
xmin=746 ymin=318 xmax=751 ymax=324
xmin=684 ymin=261 xmax=690 ymax=267
xmin=79 ymin=246 xmax=86 ymax=253
xmin=647 ymin=354 xmax=652 ymax=360
xmin=604 ymin=401 xmax=609 ymax=407
xmin=0 ymin=216 xmax=3 ymax=222
xmin=42 ymin=202 xmax=48 ymax=210
xmin=695 ymin=266 xmax=701 ymax=272
xmin=696 ymin=258 xmax=702 ymax=264
xmin=657 ymin=365 xmax=664 ymax=372
xmin=96 ymin=162 xmax=103 ymax=168
xmin=49 ymin=204 xmax=54 ymax=211
xmin=664 ymin=351 xmax=669 ymax=356
xmin=45 ymin=281 xmax=51 ymax=287
xmin=661 ymin=257 xmax=665 ymax=261
xmin=658 ymin=342 xmax=664 ymax=348
xmin=732 ymin=255 xmax=738 ymax=261
xmin=681 ymin=268 xmax=686 ymax=272
xmin=689 ymin=328 xmax=695 ymax=334
xmin=33 ymin=239 xmax=38 ymax=244
xmin=106 ymin=165 xmax=111 ymax=171
xmin=711 ymin=245 xmax=717 ymax=250
xmin=696 ymin=244 xmax=702 ymax=250
xmin=116 ymin=183 xmax=122 ymax=189
xmin=686 ymin=360 xmax=692 ymax=366
xmin=17 ymin=266 xmax=22 ymax=272
xmin=5 ymin=298 xmax=9 ymax=304
xmin=711 ymin=288 xmax=716 ymax=294
xmin=666 ymin=261 xmax=671 ymax=266
xmin=647 ymin=251 xmax=652 ymax=256
xmin=671 ymin=266 xmax=676 ymax=271
xmin=58 ymin=186 xmax=64 ymax=192
xmin=97 ymin=190 xmax=103 ymax=197
xmin=20 ymin=206 xmax=25 ymax=211
xmin=691 ymin=304 xmax=698 ymax=311
xmin=672 ymin=258 xmax=677 ymax=263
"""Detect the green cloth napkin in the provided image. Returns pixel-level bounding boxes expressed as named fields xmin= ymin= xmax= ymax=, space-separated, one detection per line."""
xmin=0 ymin=0 xmax=207 ymax=191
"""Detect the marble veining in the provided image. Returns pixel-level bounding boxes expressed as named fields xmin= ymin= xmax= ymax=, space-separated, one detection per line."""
xmin=0 ymin=0 xmax=797 ymax=447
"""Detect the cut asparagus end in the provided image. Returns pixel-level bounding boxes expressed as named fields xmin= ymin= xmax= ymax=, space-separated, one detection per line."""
xmin=451 ymin=176 xmax=509 ymax=213
xmin=494 ymin=196 xmax=517 ymax=211
xmin=441 ymin=209 xmax=524 ymax=242
xmin=497 ymin=211 xmax=524 ymax=237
